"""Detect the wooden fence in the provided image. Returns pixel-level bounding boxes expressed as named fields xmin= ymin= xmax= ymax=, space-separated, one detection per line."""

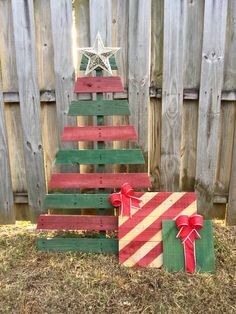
xmin=0 ymin=0 xmax=235 ymax=225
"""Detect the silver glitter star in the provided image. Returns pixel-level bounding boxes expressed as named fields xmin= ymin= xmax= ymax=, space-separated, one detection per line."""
xmin=79 ymin=32 xmax=120 ymax=75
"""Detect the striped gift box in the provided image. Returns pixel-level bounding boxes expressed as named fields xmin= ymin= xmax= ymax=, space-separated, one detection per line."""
xmin=119 ymin=192 xmax=197 ymax=268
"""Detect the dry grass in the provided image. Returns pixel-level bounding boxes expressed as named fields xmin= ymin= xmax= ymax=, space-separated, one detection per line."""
xmin=0 ymin=221 xmax=235 ymax=314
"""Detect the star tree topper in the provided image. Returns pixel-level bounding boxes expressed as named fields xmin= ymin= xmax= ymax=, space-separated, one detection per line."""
xmin=79 ymin=32 xmax=120 ymax=75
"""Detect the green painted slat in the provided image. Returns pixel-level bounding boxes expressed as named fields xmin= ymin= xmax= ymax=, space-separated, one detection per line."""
xmin=44 ymin=194 xmax=112 ymax=209
xmin=68 ymin=100 xmax=130 ymax=116
xmin=80 ymin=55 xmax=117 ymax=71
xmin=37 ymin=237 xmax=118 ymax=253
xmin=55 ymin=149 xmax=145 ymax=165
xmin=162 ymin=220 xmax=215 ymax=272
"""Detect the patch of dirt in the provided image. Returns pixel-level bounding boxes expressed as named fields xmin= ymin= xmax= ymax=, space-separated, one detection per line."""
xmin=0 ymin=221 xmax=235 ymax=314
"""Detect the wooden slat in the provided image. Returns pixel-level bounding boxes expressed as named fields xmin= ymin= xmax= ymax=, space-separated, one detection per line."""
xmin=161 ymin=0 xmax=185 ymax=191
xmin=44 ymin=194 xmax=112 ymax=209
xmin=180 ymin=0 xmax=204 ymax=192
xmin=37 ymin=238 xmax=118 ymax=253
xmin=37 ymin=215 xmax=118 ymax=231
xmin=216 ymin=1 xmax=236 ymax=200
xmin=12 ymin=0 xmax=46 ymax=221
xmin=0 ymin=78 xmax=14 ymax=223
xmin=34 ymin=0 xmax=59 ymax=185
xmin=62 ymin=126 xmax=138 ymax=142
xmin=128 ymin=0 xmax=151 ymax=154
xmin=227 ymin=122 xmax=236 ymax=225
xmin=74 ymin=76 xmax=124 ymax=93
xmin=49 ymin=173 xmax=151 ymax=189
xmin=80 ymin=55 xmax=117 ymax=71
xmin=54 ymin=149 xmax=145 ymax=165
xmin=149 ymin=0 xmax=163 ymax=190
xmin=68 ymin=100 xmax=130 ymax=116
xmin=50 ymin=0 xmax=77 ymax=149
xmin=195 ymin=0 xmax=228 ymax=217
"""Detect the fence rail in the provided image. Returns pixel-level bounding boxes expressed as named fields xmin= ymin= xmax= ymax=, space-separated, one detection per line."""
xmin=0 ymin=0 xmax=235 ymax=225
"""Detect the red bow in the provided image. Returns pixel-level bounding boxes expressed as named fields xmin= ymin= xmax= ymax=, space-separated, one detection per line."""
xmin=176 ymin=214 xmax=203 ymax=273
xmin=109 ymin=183 xmax=141 ymax=217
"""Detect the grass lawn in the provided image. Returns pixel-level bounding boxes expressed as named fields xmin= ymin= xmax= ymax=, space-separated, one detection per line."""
xmin=0 ymin=221 xmax=235 ymax=314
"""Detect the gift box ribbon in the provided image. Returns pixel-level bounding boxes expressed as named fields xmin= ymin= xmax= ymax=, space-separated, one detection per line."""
xmin=109 ymin=182 xmax=141 ymax=217
xmin=176 ymin=214 xmax=203 ymax=273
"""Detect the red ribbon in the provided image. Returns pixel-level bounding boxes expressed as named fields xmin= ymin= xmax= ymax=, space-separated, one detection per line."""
xmin=176 ymin=214 xmax=203 ymax=273
xmin=109 ymin=183 xmax=141 ymax=217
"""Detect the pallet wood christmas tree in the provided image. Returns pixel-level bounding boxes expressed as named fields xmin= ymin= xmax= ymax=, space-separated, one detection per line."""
xmin=36 ymin=33 xmax=151 ymax=252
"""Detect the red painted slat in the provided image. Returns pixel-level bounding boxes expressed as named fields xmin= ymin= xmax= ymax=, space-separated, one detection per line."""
xmin=49 ymin=173 xmax=151 ymax=189
xmin=74 ymin=76 xmax=124 ymax=93
xmin=37 ymin=215 xmax=118 ymax=231
xmin=62 ymin=126 xmax=138 ymax=142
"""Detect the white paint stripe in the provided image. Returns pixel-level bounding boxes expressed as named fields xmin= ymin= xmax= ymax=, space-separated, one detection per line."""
xmin=148 ymin=253 xmax=163 ymax=268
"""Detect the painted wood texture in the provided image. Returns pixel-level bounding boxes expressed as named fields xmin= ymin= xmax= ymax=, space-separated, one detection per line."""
xmin=44 ymin=194 xmax=112 ymax=209
xmin=74 ymin=76 xmax=124 ymax=93
xmin=55 ymin=149 xmax=145 ymax=165
xmin=37 ymin=215 xmax=118 ymax=231
xmin=62 ymin=126 xmax=137 ymax=142
xmin=37 ymin=237 xmax=118 ymax=253
xmin=119 ymin=192 xmax=197 ymax=267
xmin=195 ymin=0 xmax=228 ymax=217
xmin=49 ymin=173 xmax=151 ymax=189
xmin=80 ymin=55 xmax=117 ymax=71
xmin=163 ymin=220 xmax=215 ymax=272
xmin=0 ymin=79 xmax=14 ymax=223
xmin=161 ymin=0 xmax=185 ymax=191
xmin=50 ymin=0 xmax=77 ymax=148
xmin=11 ymin=0 xmax=46 ymax=221
xmin=68 ymin=100 xmax=130 ymax=116
xmin=128 ymin=0 xmax=151 ymax=154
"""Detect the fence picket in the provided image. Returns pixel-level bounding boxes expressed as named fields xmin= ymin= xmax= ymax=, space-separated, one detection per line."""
xmin=11 ymin=0 xmax=46 ymax=221
xmin=128 ymin=0 xmax=151 ymax=159
xmin=161 ymin=0 xmax=185 ymax=191
xmin=195 ymin=0 xmax=228 ymax=217
xmin=0 ymin=78 xmax=14 ymax=223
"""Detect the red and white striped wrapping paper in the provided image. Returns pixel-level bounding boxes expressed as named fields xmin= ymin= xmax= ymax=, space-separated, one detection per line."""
xmin=119 ymin=192 xmax=197 ymax=268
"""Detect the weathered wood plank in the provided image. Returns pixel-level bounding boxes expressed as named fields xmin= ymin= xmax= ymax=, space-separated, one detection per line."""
xmin=149 ymin=0 xmax=163 ymax=190
xmin=0 ymin=0 xmax=29 ymax=220
xmin=50 ymin=0 xmax=77 ymax=150
xmin=128 ymin=0 xmax=151 ymax=155
xmin=227 ymin=122 xmax=236 ymax=225
xmin=68 ymin=100 xmax=130 ymax=116
xmin=195 ymin=0 xmax=228 ymax=217
xmin=49 ymin=173 xmax=151 ymax=189
xmin=37 ymin=215 xmax=118 ymax=231
xmin=0 ymin=0 xmax=18 ymax=92
xmin=161 ymin=0 xmax=185 ymax=191
xmin=74 ymin=76 xmax=124 ymax=93
xmin=216 ymin=0 xmax=236 ymax=198
xmin=12 ymin=0 xmax=46 ymax=221
xmin=62 ymin=126 xmax=137 ymax=142
xmin=37 ymin=237 xmax=118 ymax=253
xmin=34 ymin=0 xmax=59 ymax=185
xmin=180 ymin=0 xmax=204 ymax=191
xmin=0 ymin=79 xmax=14 ymax=223
xmin=55 ymin=149 xmax=145 ymax=165
xmin=44 ymin=193 xmax=112 ymax=209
